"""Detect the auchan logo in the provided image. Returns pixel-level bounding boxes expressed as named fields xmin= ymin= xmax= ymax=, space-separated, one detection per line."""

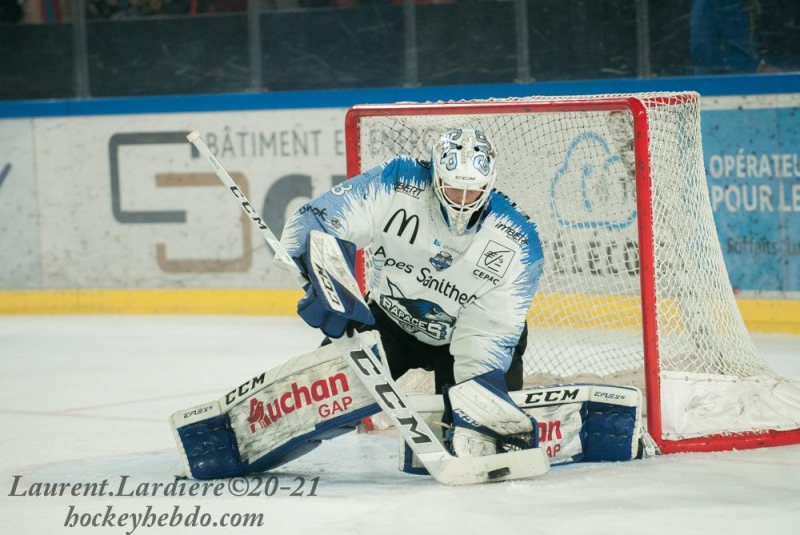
xmin=246 ymin=373 xmax=353 ymax=433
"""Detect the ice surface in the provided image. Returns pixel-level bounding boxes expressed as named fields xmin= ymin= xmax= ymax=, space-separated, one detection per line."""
xmin=1 ymin=316 xmax=799 ymax=534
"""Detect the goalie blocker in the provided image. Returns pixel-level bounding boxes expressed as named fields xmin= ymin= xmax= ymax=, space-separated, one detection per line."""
xmin=172 ymin=329 xmax=649 ymax=480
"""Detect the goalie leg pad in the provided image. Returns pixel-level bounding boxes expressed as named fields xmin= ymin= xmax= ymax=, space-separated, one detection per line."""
xmin=445 ymin=369 xmax=538 ymax=458
xmin=174 ymin=404 xmax=240 ymax=480
xmin=515 ymin=383 xmax=645 ymax=463
xmin=171 ymin=330 xmax=387 ymax=479
xmin=398 ymin=383 xmax=646 ymax=473
xmin=583 ymin=399 xmax=639 ymax=462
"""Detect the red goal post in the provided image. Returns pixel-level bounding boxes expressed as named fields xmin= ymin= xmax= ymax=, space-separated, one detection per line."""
xmin=344 ymin=93 xmax=800 ymax=454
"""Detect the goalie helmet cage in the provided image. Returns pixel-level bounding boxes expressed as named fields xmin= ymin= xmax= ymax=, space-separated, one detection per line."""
xmin=344 ymin=92 xmax=800 ymax=455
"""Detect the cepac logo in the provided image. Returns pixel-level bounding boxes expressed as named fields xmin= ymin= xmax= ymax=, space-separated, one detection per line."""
xmin=246 ymin=373 xmax=353 ymax=434
xmin=477 ymin=240 xmax=515 ymax=278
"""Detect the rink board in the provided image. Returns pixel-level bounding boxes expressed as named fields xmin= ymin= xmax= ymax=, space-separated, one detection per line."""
xmin=0 ymin=89 xmax=798 ymax=333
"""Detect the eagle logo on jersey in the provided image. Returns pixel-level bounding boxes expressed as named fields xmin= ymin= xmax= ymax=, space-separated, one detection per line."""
xmin=379 ymin=280 xmax=456 ymax=341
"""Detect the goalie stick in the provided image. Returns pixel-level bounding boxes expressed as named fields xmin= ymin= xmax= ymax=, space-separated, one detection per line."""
xmin=186 ymin=131 xmax=549 ymax=485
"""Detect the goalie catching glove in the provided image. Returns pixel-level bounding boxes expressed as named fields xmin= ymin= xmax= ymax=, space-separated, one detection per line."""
xmin=444 ymin=369 xmax=538 ymax=457
xmin=294 ymin=230 xmax=374 ymax=338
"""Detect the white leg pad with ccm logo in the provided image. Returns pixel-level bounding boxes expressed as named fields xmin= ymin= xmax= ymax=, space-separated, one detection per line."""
xmin=399 ymin=383 xmax=649 ymax=474
xmin=170 ymin=331 xmax=385 ymax=479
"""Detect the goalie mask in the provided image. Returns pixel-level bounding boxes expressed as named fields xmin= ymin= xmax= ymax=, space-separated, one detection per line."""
xmin=432 ymin=128 xmax=497 ymax=235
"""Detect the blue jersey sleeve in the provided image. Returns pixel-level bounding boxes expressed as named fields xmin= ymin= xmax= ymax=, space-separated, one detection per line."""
xmin=280 ymin=157 xmax=428 ymax=258
xmin=280 ymin=164 xmax=384 ymax=258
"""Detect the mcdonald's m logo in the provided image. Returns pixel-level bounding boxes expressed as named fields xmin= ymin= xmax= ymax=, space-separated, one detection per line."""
xmin=383 ymin=209 xmax=419 ymax=245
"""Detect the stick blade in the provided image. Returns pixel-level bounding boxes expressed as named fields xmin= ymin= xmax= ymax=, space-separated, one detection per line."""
xmin=425 ymin=448 xmax=550 ymax=486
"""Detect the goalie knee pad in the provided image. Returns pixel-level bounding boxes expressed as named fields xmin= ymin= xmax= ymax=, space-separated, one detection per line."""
xmin=445 ymin=369 xmax=538 ymax=458
xmin=451 ymin=428 xmax=499 ymax=458
xmin=171 ymin=330 xmax=386 ymax=479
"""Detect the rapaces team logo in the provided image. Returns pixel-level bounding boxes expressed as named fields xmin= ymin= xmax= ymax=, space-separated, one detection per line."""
xmin=379 ymin=280 xmax=456 ymax=341
xmin=429 ymin=251 xmax=453 ymax=271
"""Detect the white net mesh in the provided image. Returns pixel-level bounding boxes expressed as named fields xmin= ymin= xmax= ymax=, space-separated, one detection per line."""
xmin=351 ymin=93 xmax=788 ymax=439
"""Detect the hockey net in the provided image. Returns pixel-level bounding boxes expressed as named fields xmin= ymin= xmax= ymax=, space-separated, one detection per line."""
xmin=345 ymin=92 xmax=800 ymax=453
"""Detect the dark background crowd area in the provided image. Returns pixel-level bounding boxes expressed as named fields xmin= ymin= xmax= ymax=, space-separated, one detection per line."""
xmin=1 ymin=0 xmax=798 ymax=100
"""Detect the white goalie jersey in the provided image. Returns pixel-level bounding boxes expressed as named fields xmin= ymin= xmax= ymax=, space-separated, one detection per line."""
xmin=281 ymin=156 xmax=544 ymax=383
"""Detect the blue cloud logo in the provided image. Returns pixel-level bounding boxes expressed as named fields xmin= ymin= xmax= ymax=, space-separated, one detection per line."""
xmin=550 ymin=132 xmax=636 ymax=230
